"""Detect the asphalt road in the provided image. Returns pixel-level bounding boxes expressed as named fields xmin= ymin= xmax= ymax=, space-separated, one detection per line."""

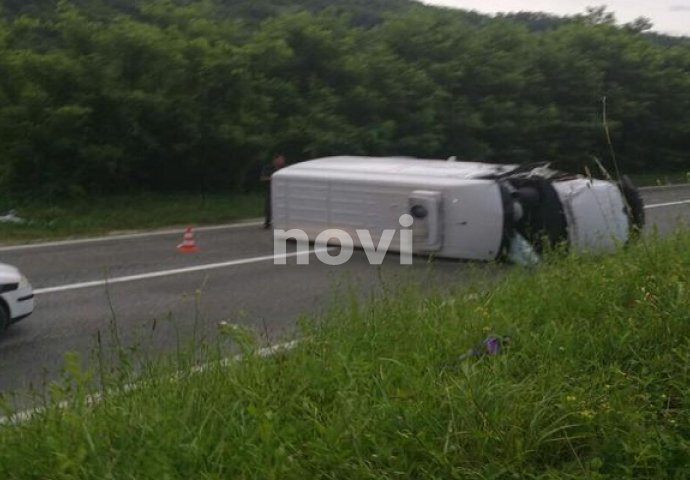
xmin=0 ymin=186 xmax=689 ymax=396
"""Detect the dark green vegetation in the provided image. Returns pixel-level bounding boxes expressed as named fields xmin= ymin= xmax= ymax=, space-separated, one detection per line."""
xmin=0 ymin=1 xmax=689 ymax=199
xmin=2 ymin=232 xmax=690 ymax=478
xmin=0 ymin=192 xmax=262 ymax=242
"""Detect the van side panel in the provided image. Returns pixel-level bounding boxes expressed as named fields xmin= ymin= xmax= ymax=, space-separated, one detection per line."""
xmin=273 ymin=173 xmax=505 ymax=261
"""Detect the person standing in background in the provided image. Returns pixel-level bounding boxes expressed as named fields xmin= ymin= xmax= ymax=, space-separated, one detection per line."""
xmin=260 ymin=154 xmax=286 ymax=229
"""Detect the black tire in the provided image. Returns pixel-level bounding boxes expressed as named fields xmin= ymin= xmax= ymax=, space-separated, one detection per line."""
xmin=620 ymin=175 xmax=645 ymax=233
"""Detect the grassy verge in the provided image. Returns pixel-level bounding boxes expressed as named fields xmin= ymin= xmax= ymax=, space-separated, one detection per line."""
xmin=2 ymin=233 xmax=690 ymax=478
xmin=0 ymin=193 xmax=263 ymax=243
xmin=629 ymin=172 xmax=689 ymax=187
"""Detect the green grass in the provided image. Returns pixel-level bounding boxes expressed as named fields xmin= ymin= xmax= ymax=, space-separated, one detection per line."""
xmin=0 ymin=193 xmax=263 ymax=243
xmin=2 ymin=233 xmax=690 ymax=478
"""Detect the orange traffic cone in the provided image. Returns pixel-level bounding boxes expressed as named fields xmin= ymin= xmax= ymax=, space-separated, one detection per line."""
xmin=177 ymin=226 xmax=199 ymax=253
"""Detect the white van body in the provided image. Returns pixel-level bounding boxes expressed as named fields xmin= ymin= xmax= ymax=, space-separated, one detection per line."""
xmin=272 ymin=156 xmax=639 ymax=261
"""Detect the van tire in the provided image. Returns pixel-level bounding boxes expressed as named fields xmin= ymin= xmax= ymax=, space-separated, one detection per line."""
xmin=620 ymin=175 xmax=645 ymax=232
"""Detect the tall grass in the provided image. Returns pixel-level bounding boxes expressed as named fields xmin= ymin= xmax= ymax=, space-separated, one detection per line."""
xmin=1 ymin=233 xmax=690 ymax=478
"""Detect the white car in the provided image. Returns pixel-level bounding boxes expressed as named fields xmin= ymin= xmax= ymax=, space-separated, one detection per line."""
xmin=0 ymin=263 xmax=34 ymax=331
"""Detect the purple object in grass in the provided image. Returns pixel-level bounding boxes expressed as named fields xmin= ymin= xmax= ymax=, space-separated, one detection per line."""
xmin=456 ymin=335 xmax=510 ymax=362
xmin=484 ymin=336 xmax=502 ymax=355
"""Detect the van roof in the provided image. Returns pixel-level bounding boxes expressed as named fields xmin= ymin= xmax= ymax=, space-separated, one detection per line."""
xmin=280 ymin=156 xmax=517 ymax=180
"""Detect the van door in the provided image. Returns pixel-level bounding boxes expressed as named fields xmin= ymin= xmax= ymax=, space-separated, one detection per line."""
xmin=408 ymin=191 xmax=443 ymax=252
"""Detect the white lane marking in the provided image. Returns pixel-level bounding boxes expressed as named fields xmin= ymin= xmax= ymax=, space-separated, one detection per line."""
xmin=639 ymin=184 xmax=690 ymax=192
xmin=644 ymin=200 xmax=690 ymax=210
xmin=0 ymin=339 xmax=300 ymax=425
xmin=33 ymin=249 xmax=328 ymax=295
xmin=0 ymin=220 xmax=264 ymax=252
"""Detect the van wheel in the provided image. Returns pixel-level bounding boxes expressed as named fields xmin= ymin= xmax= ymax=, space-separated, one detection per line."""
xmin=620 ymin=175 xmax=645 ymax=232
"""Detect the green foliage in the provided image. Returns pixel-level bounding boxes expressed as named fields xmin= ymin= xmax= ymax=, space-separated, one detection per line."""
xmin=0 ymin=0 xmax=688 ymax=197
xmin=3 ymin=232 xmax=690 ymax=477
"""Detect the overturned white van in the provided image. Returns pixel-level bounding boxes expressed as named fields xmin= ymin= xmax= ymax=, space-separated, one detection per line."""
xmin=271 ymin=156 xmax=644 ymax=262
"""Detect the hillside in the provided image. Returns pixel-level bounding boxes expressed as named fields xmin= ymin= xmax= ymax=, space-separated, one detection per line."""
xmin=0 ymin=0 xmax=688 ymax=197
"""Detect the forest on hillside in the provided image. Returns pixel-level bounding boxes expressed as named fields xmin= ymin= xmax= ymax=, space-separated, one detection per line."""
xmin=0 ymin=0 xmax=689 ymax=197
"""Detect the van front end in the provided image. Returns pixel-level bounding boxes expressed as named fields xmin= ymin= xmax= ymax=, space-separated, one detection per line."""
xmin=497 ymin=167 xmax=644 ymax=262
xmin=552 ymin=178 xmax=631 ymax=253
